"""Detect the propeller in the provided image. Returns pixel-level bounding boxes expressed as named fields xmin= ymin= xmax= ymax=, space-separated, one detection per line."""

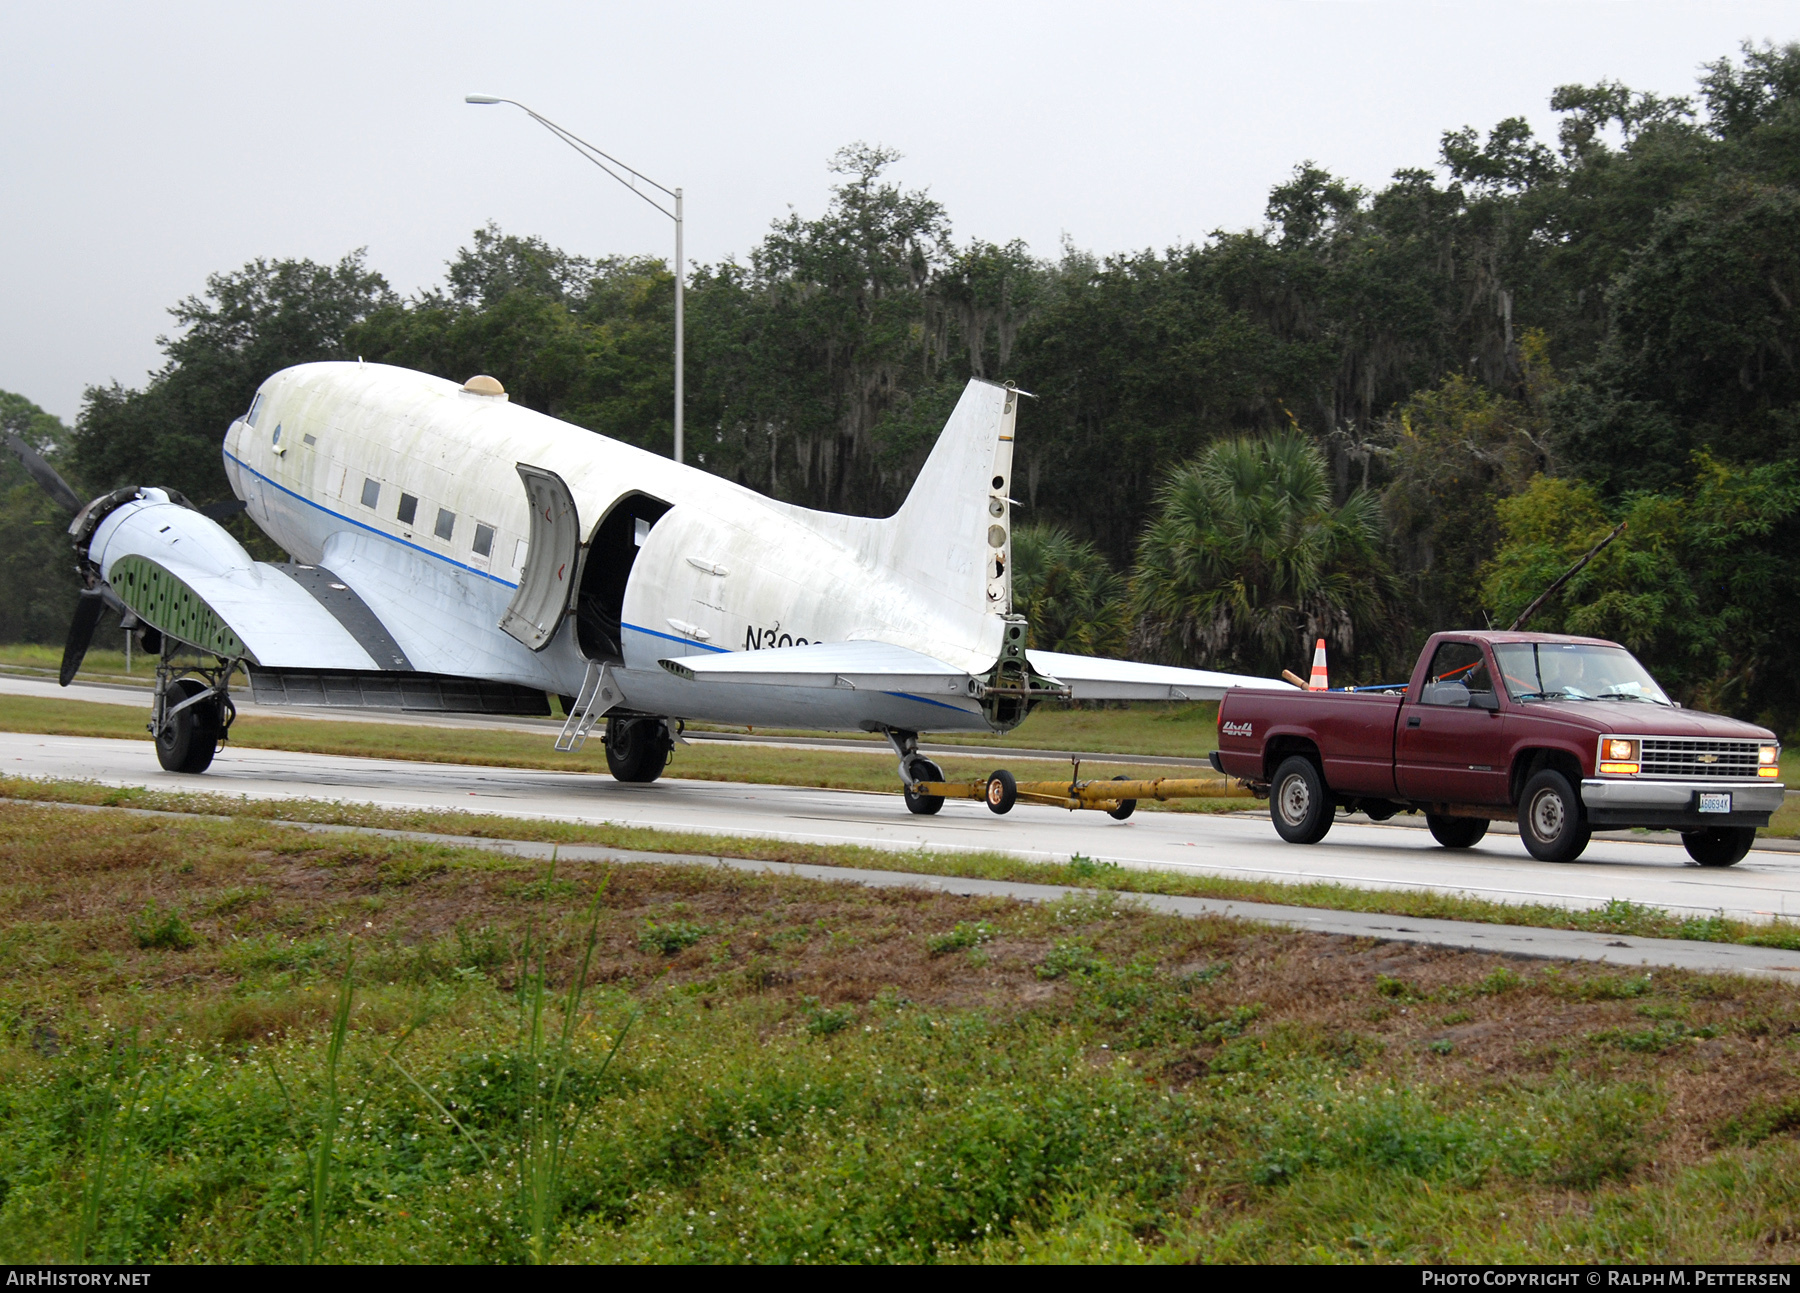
xmin=4 ymin=432 xmax=82 ymax=514
xmin=61 ymin=590 xmax=107 ymax=686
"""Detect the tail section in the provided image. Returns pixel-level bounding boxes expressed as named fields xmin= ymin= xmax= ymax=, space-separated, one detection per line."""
xmin=885 ymin=379 xmax=1019 ymax=631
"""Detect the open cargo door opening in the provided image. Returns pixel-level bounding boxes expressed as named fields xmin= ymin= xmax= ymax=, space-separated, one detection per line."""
xmin=576 ymin=491 xmax=671 ymax=662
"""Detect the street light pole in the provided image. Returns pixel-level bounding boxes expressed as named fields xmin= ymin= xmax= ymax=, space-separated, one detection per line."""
xmin=465 ymin=95 xmax=684 ymax=464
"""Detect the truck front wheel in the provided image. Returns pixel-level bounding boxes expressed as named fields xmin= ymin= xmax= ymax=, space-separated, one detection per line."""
xmin=1682 ymin=827 xmax=1754 ymax=868
xmin=1271 ymin=756 xmax=1333 ymax=844
xmin=1518 ymin=769 xmax=1591 ymax=862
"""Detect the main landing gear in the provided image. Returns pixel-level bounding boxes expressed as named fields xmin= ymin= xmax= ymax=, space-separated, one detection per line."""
xmin=151 ymin=649 xmax=239 ymax=774
xmin=604 ymin=716 xmax=674 ymax=783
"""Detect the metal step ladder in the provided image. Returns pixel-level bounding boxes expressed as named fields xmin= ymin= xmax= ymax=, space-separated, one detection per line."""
xmin=555 ymin=659 xmax=618 ymax=752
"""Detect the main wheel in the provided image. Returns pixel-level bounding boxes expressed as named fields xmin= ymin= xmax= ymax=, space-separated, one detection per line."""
xmin=1683 ymin=826 xmax=1754 ymax=868
xmin=1518 ymin=769 xmax=1591 ymax=862
xmin=1270 ymin=755 xmax=1333 ymax=844
xmin=984 ymin=769 xmax=1017 ymax=814
xmin=605 ymin=717 xmax=671 ymax=783
xmin=1106 ymin=773 xmax=1137 ymax=821
xmin=1427 ymin=814 xmax=1489 ymax=849
xmin=154 ymin=678 xmax=222 ymax=774
xmin=903 ymin=758 xmax=945 ymax=815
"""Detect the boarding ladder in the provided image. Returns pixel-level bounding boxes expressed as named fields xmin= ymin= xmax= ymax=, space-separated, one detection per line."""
xmin=555 ymin=659 xmax=618 ymax=752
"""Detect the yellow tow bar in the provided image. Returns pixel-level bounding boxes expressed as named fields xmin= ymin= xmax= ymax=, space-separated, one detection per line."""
xmin=909 ymin=760 xmax=1246 ymax=820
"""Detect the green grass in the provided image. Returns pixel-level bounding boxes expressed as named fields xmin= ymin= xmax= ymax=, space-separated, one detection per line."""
xmin=3 ymin=801 xmax=1800 ymax=1263
xmin=4 ymin=775 xmax=1800 ymax=954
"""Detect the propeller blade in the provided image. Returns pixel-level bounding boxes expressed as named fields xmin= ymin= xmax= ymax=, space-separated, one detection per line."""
xmin=4 ymin=432 xmax=83 ymax=514
xmin=60 ymin=590 xmax=107 ymax=686
xmin=199 ymin=498 xmax=247 ymax=521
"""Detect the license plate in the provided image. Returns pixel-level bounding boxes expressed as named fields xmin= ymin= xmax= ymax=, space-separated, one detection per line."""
xmin=1699 ymin=793 xmax=1732 ymax=814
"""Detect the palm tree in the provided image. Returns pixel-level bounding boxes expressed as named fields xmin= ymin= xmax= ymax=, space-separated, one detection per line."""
xmin=1130 ymin=433 xmax=1402 ymax=677
xmin=1011 ymin=524 xmax=1128 ymax=655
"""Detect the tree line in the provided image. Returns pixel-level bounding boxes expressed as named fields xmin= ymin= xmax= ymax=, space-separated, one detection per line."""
xmin=6 ymin=42 xmax=1799 ymax=731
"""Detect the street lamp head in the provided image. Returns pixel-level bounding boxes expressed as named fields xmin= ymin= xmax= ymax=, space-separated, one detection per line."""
xmin=464 ymin=95 xmax=502 ymax=105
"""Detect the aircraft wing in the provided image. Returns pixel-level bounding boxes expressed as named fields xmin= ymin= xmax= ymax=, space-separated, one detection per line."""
xmin=657 ymin=640 xmax=1295 ymax=704
xmin=1027 ymin=650 xmax=1295 ymax=701
xmin=658 ymin=640 xmax=976 ymax=699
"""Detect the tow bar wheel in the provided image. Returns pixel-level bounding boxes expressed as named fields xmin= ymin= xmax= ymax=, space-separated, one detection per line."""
xmin=1106 ymin=774 xmax=1137 ymax=820
xmin=984 ymin=769 xmax=1017 ymax=814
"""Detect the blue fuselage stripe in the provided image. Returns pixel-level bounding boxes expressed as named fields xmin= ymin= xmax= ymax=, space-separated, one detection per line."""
xmin=622 ymin=621 xmax=732 ymax=654
xmin=225 ymin=449 xmax=519 ymax=589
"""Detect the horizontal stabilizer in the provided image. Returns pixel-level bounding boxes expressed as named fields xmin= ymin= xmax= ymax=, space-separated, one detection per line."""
xmin=1027 ymin=650 xmax=1295 ymax=701
xmin=659 ymin=640 xmax=975 ymax=699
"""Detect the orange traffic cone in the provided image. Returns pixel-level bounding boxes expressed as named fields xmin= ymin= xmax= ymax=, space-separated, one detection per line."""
xmin=1307 ymin=638 xmax=1329 ymax=691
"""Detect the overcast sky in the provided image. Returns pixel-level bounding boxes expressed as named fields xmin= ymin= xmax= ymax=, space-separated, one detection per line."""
xmin=3 ymin=1 xmax=1794 ymax=423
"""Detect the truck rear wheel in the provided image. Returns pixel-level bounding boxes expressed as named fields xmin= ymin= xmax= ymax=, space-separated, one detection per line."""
xmin=1682 ymin=827 xmax=1754 ymax=868
xmin=1518 ymin=769 xmax=1591 ymax=862
xmin=1427 ymin=814 xmax=1489 ymax=849
xmin=1270 ymin=756 xmax=1333 ymax=844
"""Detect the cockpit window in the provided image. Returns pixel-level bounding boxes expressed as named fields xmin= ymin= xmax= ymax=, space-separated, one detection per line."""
xmin=246 ymin=393 xmax=264 ymax=427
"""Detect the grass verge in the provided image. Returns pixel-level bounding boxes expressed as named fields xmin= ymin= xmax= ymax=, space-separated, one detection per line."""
xmin=4 ymin=775 xmax=1799 ymax=953
xmin=2 ymin=801 xmax=1799 ymax=1263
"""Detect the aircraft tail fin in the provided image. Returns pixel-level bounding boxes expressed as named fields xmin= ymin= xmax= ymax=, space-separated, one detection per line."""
xmin=884 ymin=379 xmax=1019 ymax=629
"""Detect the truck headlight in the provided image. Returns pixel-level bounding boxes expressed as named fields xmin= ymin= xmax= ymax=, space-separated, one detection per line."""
xmin=1760 ymin=744 xmax=1780 ymax=777
xmin=1597 ymin=737 xmax=1640 ymax=775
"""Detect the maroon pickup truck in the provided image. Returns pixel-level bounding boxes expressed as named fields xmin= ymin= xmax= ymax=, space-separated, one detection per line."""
xmin=1210 ymin=631 xmax=1785 ymax=866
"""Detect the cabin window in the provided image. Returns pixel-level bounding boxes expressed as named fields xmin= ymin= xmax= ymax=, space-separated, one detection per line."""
xmin=245 ymin=393 xmax=264 ymax=427
xmin=360 ymin=478 xmax=380 ymax=509
xmin=434 ymin=508 xmax=456 ymax=541
xmin=472 ymin=523 xmax=495 ymax=558
xmin=302 ymin=432 xmax=317 ymax=447
xmin=397 ymin=493 xmax=418 ymax=526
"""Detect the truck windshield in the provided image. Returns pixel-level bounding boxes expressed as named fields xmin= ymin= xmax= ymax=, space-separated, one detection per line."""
xmin=1492 ymin=642 xmax=1672 ymax=706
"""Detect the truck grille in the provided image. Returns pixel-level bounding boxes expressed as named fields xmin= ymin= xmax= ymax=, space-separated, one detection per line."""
xmin=1639 ymin=738 xmax=1764 ymax=779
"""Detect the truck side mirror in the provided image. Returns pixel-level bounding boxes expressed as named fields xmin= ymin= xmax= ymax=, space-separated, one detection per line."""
xmin=1470 ymin=690 xmax=1500 ymax=712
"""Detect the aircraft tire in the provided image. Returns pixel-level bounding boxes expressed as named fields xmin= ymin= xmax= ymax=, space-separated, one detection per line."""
xmin=1106 ymin=773 xmax=1137 ymax=821
xmin=154 ymin=678 xmax=222 ymax=774
xmin=1426 ymin=814 xmax=1489 ymax=849
xmin=1682 ymin=826 xmax=1754 ymax=868
xmin=605 ymin=717 xmax=671 ymax=783
xmin=984 ymin=769 xmax=1017 ymax=814
xmin=904 ymin=758 xmax=945 ymax=815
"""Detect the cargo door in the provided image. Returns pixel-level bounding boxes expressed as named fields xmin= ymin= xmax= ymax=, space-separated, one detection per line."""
xmin=498 ymin=464 xmax=582 ymax=651
xmin=1394 ymin=639 xmax=1510 ymax=804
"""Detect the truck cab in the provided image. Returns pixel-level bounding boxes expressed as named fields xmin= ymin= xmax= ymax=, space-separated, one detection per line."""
xmin=1213 ymin=631 xmax=1784 ymax=866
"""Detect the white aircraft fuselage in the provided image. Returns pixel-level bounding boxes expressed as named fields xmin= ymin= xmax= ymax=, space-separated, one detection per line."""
xmin=220 ymin=362 xmax=1015 ymax=733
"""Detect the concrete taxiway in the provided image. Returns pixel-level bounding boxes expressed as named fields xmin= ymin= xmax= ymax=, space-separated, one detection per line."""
xmin=6 ymin=729 xmax=1800 ymax=928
